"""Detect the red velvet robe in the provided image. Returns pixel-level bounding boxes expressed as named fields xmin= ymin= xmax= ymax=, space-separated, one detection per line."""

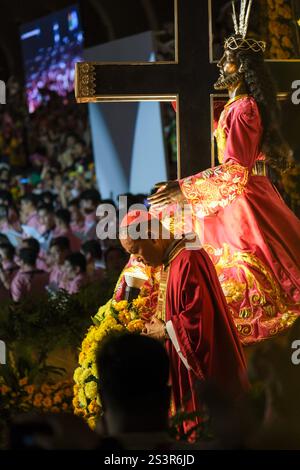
xmin=164 ymin=246 xmax=248 ymax=430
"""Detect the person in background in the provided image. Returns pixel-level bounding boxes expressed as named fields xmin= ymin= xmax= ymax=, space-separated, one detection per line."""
xmin=47 ymin=237 xmax=70 ymax=292
xmin=0 ymin=204 xmax=10 ymax=233
xmin=53 ymin=209 xmax=81 ymax=252
xmin=69 ymin=198 xmax=85 ymax=236
xmin=0 ymin=242 xmax=17 ymax=299
xmin=79 ymin=189 xmax=101 ymax=240
xmin=81 ymin=240 xmax=104 ymax=283
xmin=37 ymin=204 xmax=56 ymax=251
xmin=104 ymin=246 xmax=129 ymax=275
xmin=10 ymin=247 xmax=49 ymax=302
xmin=96 ymin=333 xmax=182 ymax=450
xmin=40 ymin=192 xmax=56 ymax=208
xmin=59 ymin=252 xmax=87 ymax=295
xmin=20 ymin=194 xmax=40 ymax=231
xmin=0 ymin=242 xmax=16 ymax=272
xmin=0 ymin=190 xmax=19 ymax=227
xmin=20 ymin=237 xmax=47 ymax=271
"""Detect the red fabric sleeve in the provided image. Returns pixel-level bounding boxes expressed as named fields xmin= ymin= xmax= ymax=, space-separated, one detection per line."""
xmin=224 ymin=98 xmax=263 ymax=169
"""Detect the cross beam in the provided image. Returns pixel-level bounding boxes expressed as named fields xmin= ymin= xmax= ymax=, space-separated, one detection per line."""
xmin=75 ymin=0 xmax=300 ymax=177
xmin=75 ymin=0 xmax=217 ymax=177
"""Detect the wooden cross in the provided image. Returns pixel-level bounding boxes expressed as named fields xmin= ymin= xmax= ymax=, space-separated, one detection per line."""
xmin=75 ymin=0 xmax=300 ymax=178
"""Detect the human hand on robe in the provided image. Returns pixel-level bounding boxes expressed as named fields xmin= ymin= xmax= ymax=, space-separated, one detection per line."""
xmin=142 ymin=316 xmax=167 ymax=341
xmin=147 ymin=180 xmax=185 ymax=210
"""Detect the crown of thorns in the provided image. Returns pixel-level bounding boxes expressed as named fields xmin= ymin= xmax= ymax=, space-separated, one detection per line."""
xmin=225 ymin=0 xmax=267 ymax=54
xmin=224 ymin=36 xmax=266 ymax=53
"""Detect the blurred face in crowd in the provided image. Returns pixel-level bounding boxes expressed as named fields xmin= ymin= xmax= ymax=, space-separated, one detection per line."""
xmin=80 ymin=199 xmax=96 ymax=216
xmin=0 ymin=205 xmax=8 ymax=223
xmin=21 ymin=199 xmax=34 ymax=218
xmin=69 ymin=204 xmax=83 ymax=224
xmin=38 ymin=209 xmax=54 ymax=230
xmin=0 ymin=180 xmax=9 ymax=191
xmin=73 ymin=142 xmax=84 ymax=158
xmin=0 ymin=246 xmax=9 ymax=262
xmin=54 ymin=174 xmax=63 ymax=190
xmin=0 ymin=169 xmax=9 ymax=180
xmin=48 ymin=245 xmax=66 ymax=266
xmin=0 ymin=197 xmax=8 ymax=207
xmin=66 ymin=135 xmax=76 ymax=148
xmin=63 ymin=260 xmax=79 ymax=280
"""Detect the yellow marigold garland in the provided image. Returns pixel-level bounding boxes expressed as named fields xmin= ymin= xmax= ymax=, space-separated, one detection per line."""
xmin=73 ymin=262 xmax=159 ymax=429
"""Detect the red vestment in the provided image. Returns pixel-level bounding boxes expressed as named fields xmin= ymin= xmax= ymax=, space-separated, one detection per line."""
xmin=164 ymin=245 xmax=248 ymax=431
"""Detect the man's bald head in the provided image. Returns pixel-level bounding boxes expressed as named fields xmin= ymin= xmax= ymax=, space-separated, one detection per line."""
xmin=119 ymin=210 xmax=172 ymax=267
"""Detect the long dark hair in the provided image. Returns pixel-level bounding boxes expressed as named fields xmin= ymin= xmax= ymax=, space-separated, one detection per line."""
xmin=236 ymin=49 xmax=291 ymax=171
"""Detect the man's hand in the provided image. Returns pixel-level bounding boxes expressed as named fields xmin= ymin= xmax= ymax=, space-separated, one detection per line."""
xmin=148 ymin=180 xmax=185 ymax=210
xmin=142 ymin=316 xmax=167 ymax=341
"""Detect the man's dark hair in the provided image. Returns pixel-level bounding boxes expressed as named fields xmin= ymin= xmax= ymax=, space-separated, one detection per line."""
xmin=50 ymin=236 xmax=70 ymax=252
xmin=38 ymin=203 xmax=54 ymax=214
xmin=0 ymin=190 xmax=13 ymax=204
xmin=22 ymin=238 xmax=40 ymax=254
xmin=55 ymin=209 xmax=71 ymax=226
xmin=21 ymin=194 xmax=37 ymax=207
xmin=80 ymin=189 xmax=101 ymax=205
xmin=69 ymin=198 xmax=80 ymax=208
xmin=81 ymin=240 xmax=102 ymax=260
xmin=0 ymin=242 xmax=15 ymax=260
xmin=41 ymin=191 xmax=55 ymax=203
xmin=0 ymin=234 xmax=9 ymax=244
xmin=96 ymin=333 xmax=170 ymax=414
xmin=65 ymin=252 xmax=86 ymax=273
xmin=19 ymin=248 xmax=38 ymax=267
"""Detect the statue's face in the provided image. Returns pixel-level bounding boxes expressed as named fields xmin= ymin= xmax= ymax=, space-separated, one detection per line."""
xmin=214 ymin=49 xmax=242 ymax=90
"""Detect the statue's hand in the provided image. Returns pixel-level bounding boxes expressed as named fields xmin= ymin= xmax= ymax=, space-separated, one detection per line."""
xmin=148 ymin=180 xmax=185 ymax=209
xmin=153 ymin=180 xmax=169 ymax=189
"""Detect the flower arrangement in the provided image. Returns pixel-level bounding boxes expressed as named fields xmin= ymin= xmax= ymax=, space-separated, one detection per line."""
xmin=73 ymin=261 xmax=159 ymax=429
xmin=0 ymin=278 xmax=116 ymax=424
xmin=0 ymin=378 xmax=73 ymax=416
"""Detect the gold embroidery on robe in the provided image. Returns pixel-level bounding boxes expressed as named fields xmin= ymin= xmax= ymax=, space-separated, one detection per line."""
xmin=181 ymin=163 xmax=249 ymax=217
xmin=204 ymin=243 xmax=300 ymax=339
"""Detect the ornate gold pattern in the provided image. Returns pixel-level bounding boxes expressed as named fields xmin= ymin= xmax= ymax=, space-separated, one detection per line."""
xmin=75 ymin=63 xmax=96 ymax=101
xmin=155 ymin=267 xmax=169 ymax=323
xmin=214 ymin=125 xmax=227 ymax=164
xmin=181 ymin=163 xmax=249 ymax=217
xmin=156 ymin=238 xmax=187 ymax=322
xmin=204 ymin=243 xmax=300 ymax=343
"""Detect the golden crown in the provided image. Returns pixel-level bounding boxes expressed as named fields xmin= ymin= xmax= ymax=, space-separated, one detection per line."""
xmin=225 ymin=0 xmax=267 ymax=53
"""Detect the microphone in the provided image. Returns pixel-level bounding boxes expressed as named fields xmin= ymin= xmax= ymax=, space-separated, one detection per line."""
xmin=124 ymin=271 xmax=148 ymax=303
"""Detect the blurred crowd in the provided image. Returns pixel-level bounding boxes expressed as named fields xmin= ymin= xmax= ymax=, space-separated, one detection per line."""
xmin=0 ymin=78 xmax=144 ymax=303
